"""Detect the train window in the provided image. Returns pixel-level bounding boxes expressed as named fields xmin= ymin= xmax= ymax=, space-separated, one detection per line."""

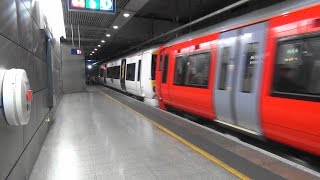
xmin=242 ymin=42 xmax=258 ymax=93
xmin=159 ymin=55 xmax=163 ymax=71
xmin=174 ymin=56 xmax=185 ymax=85
xmin=272 ymin=36 xmax=320 ymax=101
xmin=151 ymin=55 xmax=157 ymax=80
xmin=107 ymin=67 xmax=111 ymax=78
xmin=137 ymin=60 xmax=141 ymax=81
xmin=114 ymin=66 xmax=120 ymax=79
xmin=126 ymin=63 xmax=136 ymax=81
xmin=184 ymin=53 xmax=211 ymax=87
xmin=99 ymin=68 xmax=104 ymax=77
xmin=218 ymin=47 xmax=230 ymax=90
xmin=162 ymin=55 xmax=169 ymax=83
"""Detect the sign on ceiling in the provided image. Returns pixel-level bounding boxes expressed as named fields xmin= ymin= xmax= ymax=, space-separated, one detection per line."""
xmin=71 ymin=48 xmax=83 ymax=55
xmin=68 ymin=0 xmax=116 ymax=14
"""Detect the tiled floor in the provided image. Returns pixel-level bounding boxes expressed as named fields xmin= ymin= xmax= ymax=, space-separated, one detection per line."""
xmin=29 ymin=90 xmax=236 ymax=180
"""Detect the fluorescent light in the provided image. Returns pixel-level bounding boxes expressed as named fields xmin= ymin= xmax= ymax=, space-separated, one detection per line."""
xmin=101 ymin=40 xmax=105 ymax=43
xmin=94 ymin=48 xmax=98 ymax=51
xmin=92 ymin=51 xmax=95 ymax=53
xmin=90 ymin=54 xmax=92 ymax=55
xmin=98 ymin=45 xmax=101 ymax=47
xmin=106 ymin=34 xmax=111 ymax=37
xmin=113 ymin=25 xmax=118 ymax=29
xmin=123 ymin=13 xmax=130 ymax=18
xmin=87 ymin=65 xmax=92 ymax=69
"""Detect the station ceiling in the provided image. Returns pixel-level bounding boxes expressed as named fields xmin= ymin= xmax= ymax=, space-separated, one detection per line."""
xmin=61 ymin=0 xmax=286 ymax=61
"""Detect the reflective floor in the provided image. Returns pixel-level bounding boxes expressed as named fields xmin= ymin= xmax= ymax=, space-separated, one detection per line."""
xmin=29 ymin=90 xmax=236 ymax=180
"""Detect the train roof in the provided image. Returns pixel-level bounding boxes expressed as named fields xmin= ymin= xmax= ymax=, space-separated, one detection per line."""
xmin=108 ymin=46 xmax=160 ymax=63
xmin=165 ymin=0 xmax=320 ymax=47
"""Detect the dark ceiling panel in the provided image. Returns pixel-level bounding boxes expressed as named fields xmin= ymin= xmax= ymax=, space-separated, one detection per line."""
xmin=62 ymin=0 xmax=129 ymax=51
xmin=94 ymin=0 xmax=286 ymax=61
xmin=61 ymin=0 xmax=286 ymax=61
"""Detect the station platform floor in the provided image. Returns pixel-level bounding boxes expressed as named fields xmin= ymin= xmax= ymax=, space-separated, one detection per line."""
xmin=29 ymin=86 xmax=320 ymax=180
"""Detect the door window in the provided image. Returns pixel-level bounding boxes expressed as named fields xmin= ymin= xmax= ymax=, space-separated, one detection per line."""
xmin=151 ymin=55 xmax=157 ymax=80
xmin=126 ymin=63 xmax=136 ymax=81
xmin=162 ymin=55 xmax=169 ymax=83
xmin=242 ymin=42 xmax=258 ymax=93
xmin=114 ymin=66 xmax=120 ymax=79
xmin=137 ymin=60 xmax=141 ymax=81
xmin=218 ymin=47 xmax=230 ymax=90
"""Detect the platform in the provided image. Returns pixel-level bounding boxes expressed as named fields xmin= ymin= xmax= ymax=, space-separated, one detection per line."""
xmin=29 ymin=86 xmax=320 ymax=180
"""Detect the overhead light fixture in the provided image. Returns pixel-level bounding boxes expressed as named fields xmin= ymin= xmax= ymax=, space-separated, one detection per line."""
xmin=87 ymin=65 xmax=92 ymax=69
xmin=98 ymin=45 xmax=101 ymax=47
xmin=94 ymin=48 xmax=98 ymax=51
xmin=90 ymin=54 xmax=92 ymax=56
xmin=113 ymin=25 xmax=118 ymax=29
xmin=106 ymin=34 xmax=111 ymax=37
xmin=101 ymin=40 xmax=105 ymax=43
xmin=92 ymin=51 xmax=95 ymax=53
xmin=123 ymin=13 xmax=130 ymax=18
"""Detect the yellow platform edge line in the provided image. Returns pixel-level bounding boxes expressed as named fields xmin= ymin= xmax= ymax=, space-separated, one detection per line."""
xmin=95 ymin=88 xmax=251 ymax=180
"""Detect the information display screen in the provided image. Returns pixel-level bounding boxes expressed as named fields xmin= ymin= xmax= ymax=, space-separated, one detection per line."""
xmin=68 ymin=0 xmax=116 ymax=14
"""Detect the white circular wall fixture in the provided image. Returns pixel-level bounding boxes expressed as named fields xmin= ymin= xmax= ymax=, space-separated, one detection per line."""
xmin=2 ymin=69 xmax=32 ymax=126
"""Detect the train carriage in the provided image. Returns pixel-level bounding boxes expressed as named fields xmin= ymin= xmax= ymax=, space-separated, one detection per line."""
xmin=104 ymin=47 xmax=159 ymax=107
xmin=155 ymin=0 xmax=320 ymax=155
xmin=98 ymin=63 xmax=107 ymax=86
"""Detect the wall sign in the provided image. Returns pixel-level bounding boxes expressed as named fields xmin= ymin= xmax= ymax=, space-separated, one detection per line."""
xmin=68 ymin=0 xmax=116 ymax=14
xmin=71 ymin=48 xmax=82 ymax=55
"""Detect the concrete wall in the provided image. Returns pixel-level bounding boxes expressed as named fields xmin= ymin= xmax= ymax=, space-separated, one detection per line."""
xmin=61 ymin=44 xmax=86 ymax=93
xmin=0 ymin=0 xmax=64 ymax=179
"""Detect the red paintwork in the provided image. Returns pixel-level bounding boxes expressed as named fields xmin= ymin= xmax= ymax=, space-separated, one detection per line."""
xmin=156 ymin=46 xmax=169 ymax=110
xmin=155 ymin=4 xmax=320 ymax=155
xmin=26 ymin=90 xmax=33 ymax=102
xmin=164 ymin=34 xmax=218 ymax=119
xmin=260 ymin=5 xmax=320 ymax=155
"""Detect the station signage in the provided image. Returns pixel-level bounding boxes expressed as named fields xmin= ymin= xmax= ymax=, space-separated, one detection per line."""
xmin=68 ymin=0 xmax=116 ymax=14
xmin=71 ymin=48 xmax=83 ymax=55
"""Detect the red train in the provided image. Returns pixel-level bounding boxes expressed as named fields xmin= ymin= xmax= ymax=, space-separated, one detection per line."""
xmin=155 ymin=0 xmax=320 ymax=155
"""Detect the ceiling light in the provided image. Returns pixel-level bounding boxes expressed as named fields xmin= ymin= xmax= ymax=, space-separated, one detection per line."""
xmin=106 ymin=34 xmax=111 ymax=37
xmin=101 ymin=40 xmax=105 ymax=43
xmin=113 ymin=25 xmax=118 ymax=29
xmin=92 ymin=51 xmax=95 ymax=53
xmin=98 ymin=45 xmax=101 ymax=47
xmin=90 ymin=54 xmax=92 ymax=56
xmin=87 ymin=65 xmax=92 ymax=69
xmin=94 ymin=48 xmax=98 ymax=51
xmin=123 ymin=13 xmax=130 ymax=18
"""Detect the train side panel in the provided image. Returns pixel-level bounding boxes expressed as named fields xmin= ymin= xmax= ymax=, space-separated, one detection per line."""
xmin=125 ymin=55 xmax=140 ymax=96
xmin=261 ymin=5 xmax=320 ymax=155
xmin=140 ymin=51 xmax=159 ymax=107
xmin=106 ymin=60 xmax=121 ymax=90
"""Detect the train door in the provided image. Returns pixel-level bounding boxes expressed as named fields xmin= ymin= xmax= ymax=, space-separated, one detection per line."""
xmin=160 ymin=54 xmax=170 ymax=103
xmin=234 ymin=22 xmax=266 ymax=133
xmin=121 ymin=59 xmax=127 ymax=91
xmin=214 ymin=22 xmax=266 ymax=133
xmin=214 ymin=29 xmax=238 ymax=124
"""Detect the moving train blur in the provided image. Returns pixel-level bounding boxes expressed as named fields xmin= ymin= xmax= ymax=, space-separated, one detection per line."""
xmin=96 ymin=0 xmax=320 ymax=156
